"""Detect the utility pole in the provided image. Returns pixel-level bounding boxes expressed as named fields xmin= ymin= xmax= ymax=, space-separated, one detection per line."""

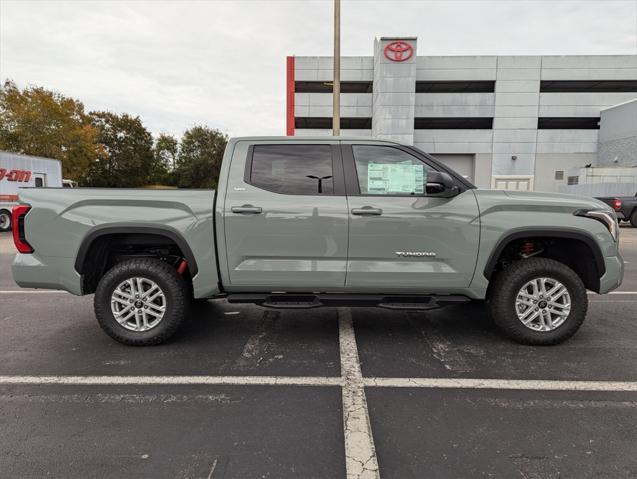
xmin=332 ymin=0 xmax=341 ymax=136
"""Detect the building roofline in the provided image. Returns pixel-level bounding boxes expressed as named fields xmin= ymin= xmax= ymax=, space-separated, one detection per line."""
xmin=600 ymin=98 xmax=637 ymax=112
xmin=229 ymin=135 xmax=401 ymax=143
xmin=378 ymin=36 xmax=418 ymax=41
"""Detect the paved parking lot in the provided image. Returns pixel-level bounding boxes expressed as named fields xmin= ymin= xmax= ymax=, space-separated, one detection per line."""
xmin=0 ymin=228 xmax=636 ymax=478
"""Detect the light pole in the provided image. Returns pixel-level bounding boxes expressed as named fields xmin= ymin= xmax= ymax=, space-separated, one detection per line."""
xmin=333 ymin=0 xmax=341 ymax=136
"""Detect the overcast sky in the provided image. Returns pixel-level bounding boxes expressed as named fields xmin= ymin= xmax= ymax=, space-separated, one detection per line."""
xmin=1 ymin=0 xmax=636 ymax=138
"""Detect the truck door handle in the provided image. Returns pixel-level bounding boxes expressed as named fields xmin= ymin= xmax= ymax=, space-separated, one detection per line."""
xmin=351 ymin=207 xmax=383 ymax=216
xmin=231 ymin=205 xmax=262 ymax=214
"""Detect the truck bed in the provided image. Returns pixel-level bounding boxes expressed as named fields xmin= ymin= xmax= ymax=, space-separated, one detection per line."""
xmin=12 ymin=188 xmax=220 ymax=298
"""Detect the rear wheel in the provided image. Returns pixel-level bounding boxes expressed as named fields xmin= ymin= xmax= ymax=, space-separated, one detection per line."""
xmin=0 ymin=209 xmax=11 ymax=232
xmin=630 ymin=210 xmax=637 ymax=228
xmin=94 ymin=258 xmax=189 ymax=346
xmin=489 ymin=258 xmax=587 ymax=345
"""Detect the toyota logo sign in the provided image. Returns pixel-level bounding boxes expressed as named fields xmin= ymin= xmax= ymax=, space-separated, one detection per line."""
xmin=384 ymin=41 xmax=414 ymax=62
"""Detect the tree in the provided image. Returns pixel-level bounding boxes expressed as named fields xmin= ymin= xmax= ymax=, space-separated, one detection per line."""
xmin=0 ymin=80 xmax=99 ymax=180
xmin=83 ymin=111 xmax=154 ymax=187
xmin=175 ymin=126 xmax=227 ymax=188
xmin=151 ymin=133 xmax=178 ymax=185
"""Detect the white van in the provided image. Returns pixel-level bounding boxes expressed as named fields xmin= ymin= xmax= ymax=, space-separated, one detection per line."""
xmin=0 ymin=151 xmax=63 ymax=232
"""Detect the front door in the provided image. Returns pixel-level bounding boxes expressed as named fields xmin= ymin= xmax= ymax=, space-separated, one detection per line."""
xmin=343 ymin=143 xmax=480 ymax=292
xmin=223 ymin=142 xmax=349 ymax=291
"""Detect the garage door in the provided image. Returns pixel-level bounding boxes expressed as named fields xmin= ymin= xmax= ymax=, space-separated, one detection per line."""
xmin=430 ymin=154 xmax=475 ymax=182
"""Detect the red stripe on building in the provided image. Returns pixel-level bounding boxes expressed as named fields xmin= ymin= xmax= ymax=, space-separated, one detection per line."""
xmin=286 ymin=56 xmax=295 ymax=136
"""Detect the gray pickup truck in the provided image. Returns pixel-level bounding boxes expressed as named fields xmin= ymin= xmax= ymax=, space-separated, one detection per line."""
xmin=11 ymin=137 xmax=624 ymax=346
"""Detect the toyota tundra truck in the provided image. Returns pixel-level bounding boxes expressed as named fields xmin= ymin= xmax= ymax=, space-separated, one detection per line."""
xmin=11 ymin=137 xmax=624 ymax=346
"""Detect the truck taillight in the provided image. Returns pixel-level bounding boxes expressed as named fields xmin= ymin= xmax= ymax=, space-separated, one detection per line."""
xmin=612 ymin=198 xmax=622 ymax=211
xmin=12 ymin=205 xmax=33 ymax=254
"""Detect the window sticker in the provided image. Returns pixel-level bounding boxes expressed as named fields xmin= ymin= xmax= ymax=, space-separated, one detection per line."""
xmin=367 ymin=163 xmax=424 ymax=194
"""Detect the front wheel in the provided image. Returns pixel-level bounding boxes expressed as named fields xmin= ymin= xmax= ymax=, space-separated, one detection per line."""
xmin=489 ymin=258 xmax=587 ymax=345
xmin=630 ymin=210 xmax=637 ymax=228
xmin=94 ymin=258 xmax=189 ymax=346
xmin=0 ymin=209 xmax=11 ymax=232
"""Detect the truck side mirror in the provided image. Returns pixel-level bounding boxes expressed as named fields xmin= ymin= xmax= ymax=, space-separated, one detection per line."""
xmin=426 ymin=171 xmax=459 ymax=197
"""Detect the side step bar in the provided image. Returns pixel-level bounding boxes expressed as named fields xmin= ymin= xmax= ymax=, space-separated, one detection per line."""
xmin=226 ymin=293 xmax=470 ymax=310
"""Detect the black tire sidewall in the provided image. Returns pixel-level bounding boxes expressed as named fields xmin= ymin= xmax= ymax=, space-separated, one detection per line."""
xmin=490 ymin=258 xmax=587 ymax=345
xmin=630 ymin=211 xmax=637 ymax=228
xmin=94 ymin=259 xmax=188 ymax=345
xmin=0 ymin=210 xmax=11 ymax=232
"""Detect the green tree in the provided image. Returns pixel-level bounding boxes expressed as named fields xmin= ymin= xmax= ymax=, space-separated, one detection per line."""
xmin=151 ymin=133 xmax=178 ymax=185
xmin=83 ymin=111 xmax=154 ymax=187
xmin=0 ymin=80 xmax=99 ymax=180
xmin=175 ymin=126 xmax=227 ymax=188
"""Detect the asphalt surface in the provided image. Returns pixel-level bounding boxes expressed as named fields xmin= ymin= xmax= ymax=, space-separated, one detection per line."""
xmin=0 ymin=227 xmax=636 ymax=478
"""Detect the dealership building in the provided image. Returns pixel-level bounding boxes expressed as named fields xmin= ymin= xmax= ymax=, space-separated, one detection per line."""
xmin=286 ymin=37 xmax=637 ymax=191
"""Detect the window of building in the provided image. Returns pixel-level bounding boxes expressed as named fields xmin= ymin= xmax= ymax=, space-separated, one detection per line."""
xmin=295 ymin=81 xmax=373 ymax=93
xmin=34 ymin=177 xmax=44 ymax=187
xmin=567 ymin=176 xmax=579 ymax=185
xmin=416 ymin=81 xmax=495 ymax=93
xmin=414 ymin=117 xmax=493 ymax=129
xmin=248 ymin=144 xmax=334 ymax=195
xmin=540 ymin=80 xmax=637 ymax=93
xmin=295 ymin=117 xmax=372 ymax=129
xmin=352 ymin=145 xmax=430 ymax=195
xmin=554 ymin=170 xmax=564 ymax=181
xmin=537 ymin=117 xmax=600 ymax=129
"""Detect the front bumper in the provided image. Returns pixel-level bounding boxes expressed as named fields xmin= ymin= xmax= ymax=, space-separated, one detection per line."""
xmin=598 ymin=252 xmax=625 ymax=294
xmin=12 ymin=253 xmax=82 ymax=295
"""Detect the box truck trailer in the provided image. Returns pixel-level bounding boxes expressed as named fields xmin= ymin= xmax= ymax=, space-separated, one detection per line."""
xmin=0 ymin=151 xmax=63 ymax=232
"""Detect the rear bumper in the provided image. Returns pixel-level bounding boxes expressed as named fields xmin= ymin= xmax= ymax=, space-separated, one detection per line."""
xmin=12 ymin=253 xmax=82 ymax=295
xmin=598 ymin=252 xmax=625 ymax=294
xmin=616 ymin=212 xmax=626 ymax=220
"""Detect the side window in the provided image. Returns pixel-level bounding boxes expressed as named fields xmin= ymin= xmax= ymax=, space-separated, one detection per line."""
xmin=34 ymin=177 xmax=44 ymax=187
xmin=352 ymin=145 xmax=430 ymax=195
xmin=249 ymin=145 xmax=334 ymax=195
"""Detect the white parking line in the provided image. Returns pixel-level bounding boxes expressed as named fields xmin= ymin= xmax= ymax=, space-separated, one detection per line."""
xmin=338 ymin=308 xmax=380 ymax=479
xmin=0 ymin=376 xmax=342 ymax=386
xmin=588 ymin=291 xmax=637 ymax=295
xmin=0 ymin=290 xmax=69 ymax=294
xmin=363 ymin=378 xmax=637 ymax=392
xmin=1 ymin=375 xmax=636 ymax=392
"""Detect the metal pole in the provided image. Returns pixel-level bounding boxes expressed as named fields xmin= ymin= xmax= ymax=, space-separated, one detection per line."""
xmin=333 ymin=0 xmax=341 ymax=136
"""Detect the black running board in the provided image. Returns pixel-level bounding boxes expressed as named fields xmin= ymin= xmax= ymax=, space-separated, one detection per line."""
xmin=226 ymin=293 xmax=470 ymax=310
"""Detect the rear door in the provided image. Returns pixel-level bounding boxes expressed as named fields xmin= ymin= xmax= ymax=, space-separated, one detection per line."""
xmin=343 ymin=142 xmax=480 ymax=292
xmin=223 ymin=141 xmax=349 ymax=291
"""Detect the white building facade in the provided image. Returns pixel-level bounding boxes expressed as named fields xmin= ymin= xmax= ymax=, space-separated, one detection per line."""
xmin=286 ymin=37 xmax=637 ymax=191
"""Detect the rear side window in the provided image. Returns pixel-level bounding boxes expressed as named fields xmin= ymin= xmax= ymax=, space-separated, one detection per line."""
xmin=249 ymin=144 xmax=334 ymax=195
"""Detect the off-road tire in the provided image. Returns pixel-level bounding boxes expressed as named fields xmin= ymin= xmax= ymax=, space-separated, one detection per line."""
xmin=0 ymin=209 xmax=11 ymax=232
xmin=630 ymin=210 xmax=637 ymax=228
xmin=94 ymin=258 xmax=189 ymax=346
xmin=489 ymin=258 xmax=587 ymax=345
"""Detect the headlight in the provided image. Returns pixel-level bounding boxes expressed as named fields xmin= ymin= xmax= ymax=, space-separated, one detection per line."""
xmin=574 ymin=209 xmax=619 ymax=242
